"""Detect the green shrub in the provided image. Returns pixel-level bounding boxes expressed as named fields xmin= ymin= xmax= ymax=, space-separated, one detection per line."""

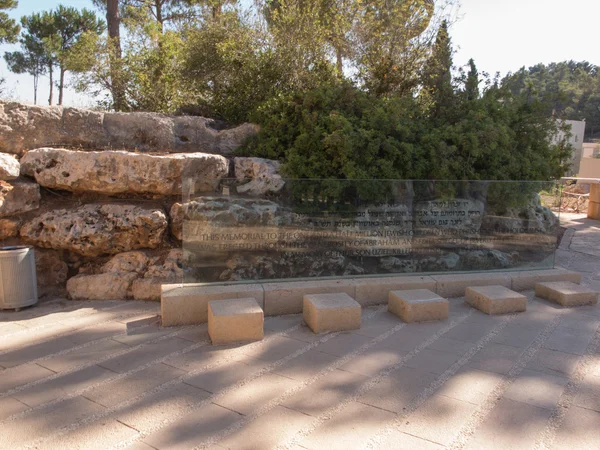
xmin=240 ymin=82 xmax=428 ymax=180
xmin=239 ymin=81 xmax=572 ymax=187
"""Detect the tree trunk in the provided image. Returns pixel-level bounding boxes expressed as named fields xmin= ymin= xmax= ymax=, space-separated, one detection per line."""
xmin=212 ymin=3 xmax=222 ymax=20
xmin=33 ymin=75 xmax=38 ymax=105
xmin=155 ymin=0 xmax=163 ymax=32
xmin=58 ymin=67 xmax=65 ymax=105
xmin=106 ymin=0 xmax=126 ymax=111
xmin=107 ymin=0 xmax=121 ymax=47
xmin=48 ymin=63 xmax=53 ymax=105
xmin=336 ymin=48 xmax=343 ymax=77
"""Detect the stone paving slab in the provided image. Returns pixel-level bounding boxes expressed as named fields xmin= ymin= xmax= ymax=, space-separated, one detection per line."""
xmin=13 ymin=364 xmax=116 ymax=408
xmin=0 ymin=214 xmax=599 ymax=450
xmin=397 ymin=393 xmax=479 ymax=446
xmin=0 ymin=297 xmax=595 ymax=450
xmin=0 ymin=396 xmax=30 ymax=421
xmin=464 ymin=398 xmax=553 ymax=450
xmin=300 ymin=400 xmax=396 ymax=450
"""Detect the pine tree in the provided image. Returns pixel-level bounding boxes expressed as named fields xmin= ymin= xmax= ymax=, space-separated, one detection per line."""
xmin=0 ymin=0 xmax=19 ymax=44
xmin=421 ymin=20 xmax=454 ymax=118
xmin=18 ymin=12 xmax=59 ymax=104
xmin=52 ymin=6 xmax=105 ymax=105
xmin=465 ymin=58 xmax=479 ymax=101
xmin=4 ymin=34 xmax=48 ymax=104
xmin=106 ymin=0 xmax=126 ymax=110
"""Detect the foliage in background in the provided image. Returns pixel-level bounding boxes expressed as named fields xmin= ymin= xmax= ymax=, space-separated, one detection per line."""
xmin=4 ymin=30 xmax=48 ymax=104
xmin=47 ymin=0 xmax=442 ymax=114
xmin=182 ymin=10 xmax=284 ymax=122
xmin=4 ymin=6 xmax=104 ymax=105
xmin=503 ymin=61 xmax=600 ymax=140
xmin=240 ymin=25 xmax=573 ymax=184
xmin=0 ymin=0 xmax=19 ymax=44
xmin=69 ymin=0 xmax=199 ymax=111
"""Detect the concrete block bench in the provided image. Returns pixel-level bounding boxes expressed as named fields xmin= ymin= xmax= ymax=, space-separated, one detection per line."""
xmin=303 ymin=293 xmax=361 ymax=334
xmin=208 ymin=298 xmax=264 ymax=345
xmin=466 ymin=285 xmax=527 ymax=315
xmin=535 ymin=282 xmax=599 ymax=307
xmin=160 ymin=269 xmax=583 ymax=326
xmin=388 ymin=289 xmax=449 ymax=323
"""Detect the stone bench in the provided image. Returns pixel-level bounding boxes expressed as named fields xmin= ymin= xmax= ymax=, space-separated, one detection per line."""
xmin=535 ymin=282 xmax=599 ymax=307
xmin=303 ymin=293 xmax=361 ymax=334
xmin=388 ymin=289 xmax=449 ymax=323
xmin=208 ymin=298 xmax=264 ymax=345
xmin=466 ymin=285 xmax=527 ymax=315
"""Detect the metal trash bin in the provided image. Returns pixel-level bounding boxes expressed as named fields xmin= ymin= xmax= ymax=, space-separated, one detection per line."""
xmin=0 ymin=246 xmax=38 ymax=311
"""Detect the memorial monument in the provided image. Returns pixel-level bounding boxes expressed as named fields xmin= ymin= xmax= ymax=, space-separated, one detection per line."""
xmin=180 ymin=178 xmax=561 ymax=284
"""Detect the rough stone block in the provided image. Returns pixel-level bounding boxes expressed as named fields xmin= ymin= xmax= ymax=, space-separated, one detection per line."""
xmin=20 ymin=204 xmax=167 ymax=256
xmin=511 ymin=269 xmax=581 ymax=291
xmin=208 ymin=298 xmax=264 ymax=345
xmin=0 ymin=153 xmax=19 ymax=180
xmin=590 ymin=184 xmax=600 ymax=203
xmin=466 ymin=285 xmax=527 ymax=315
xmin=161 ymin=283 xmax=264 ymax=326
xmin=303 ymin=293 xmax=361 ymax=333
xmin=354 ymin=276 xmax=436 ymax=306
xmin=263 ymin=279 xmax=355 ymax=316
xmin=20 ymin=148 xmax=229 ymax=196
xmin=589 ymin=201 xmax=600 ymax=220
xmin=535 ymin=281 xmax=599 ymax=307
xmin=0 ymin=178 xmax=40 ymax=218
xmin=388 ymin=289 xmax=449 ymax=322
xmin=67 ymin=272 xmax=138 ymax=300
xmin=433 ymin=273 xmax=511 ymax=298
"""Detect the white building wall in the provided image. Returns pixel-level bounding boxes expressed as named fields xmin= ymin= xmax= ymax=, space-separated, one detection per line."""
xmin=579 ymin=158 xmax=600 ymax=178
xmin=554 ymin=120 xmax=585 ymax=176
xmin=583 ymin=142 xmax=600 ymax=158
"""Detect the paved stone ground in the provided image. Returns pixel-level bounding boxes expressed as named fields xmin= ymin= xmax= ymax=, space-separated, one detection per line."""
xmin=1 ymin=213 xmax=599 ymax=450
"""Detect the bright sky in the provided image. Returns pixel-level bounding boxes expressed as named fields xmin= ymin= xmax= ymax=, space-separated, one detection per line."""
xmin=1 ymin=0 xmax=599 ymax=107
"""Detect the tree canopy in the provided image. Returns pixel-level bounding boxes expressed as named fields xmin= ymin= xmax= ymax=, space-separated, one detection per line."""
xmin=0 ymin=0 xmax=19 ymax=44
xmin=503 ymin=61 xmax=600 ymax=140
xmin=5 ymin=6 xmax=104 ymax=105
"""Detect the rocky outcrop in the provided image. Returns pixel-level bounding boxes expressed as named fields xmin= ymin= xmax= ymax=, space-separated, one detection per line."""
xmin=20 ymin=148 xmax=229 ymax=196
xmin=0 ymin=179 xmax=40 ymax=218
xmin=458 ymin=249 xmax=513 ymax=270
xmin=234 ymin=157 xmax=284 ymax=196
xmin=482 ymin=198 xmax=558 ymax=234
xmin=169 ymin=202 xmax=185 ymax=241
xmin=101 ymin=251 xmax=149 ymax=274
xmin=131 ymin=249 xmax=183 ymax=301
xmin=67 ymin=272 xmax=139 ymax=300
xmin=35 ymin=249 xmax=69 ymax=296
xmin=169 ymin=197 xmax=300 ymax=241
xmin=66 ymin=249 xmax=182 ymax=301
xmin=20 ymin=204 xmax=167 ymax=256
xmin=0 ymin=218 xmax=20 ymax=239
xmin=0 ymin=153 xmax=19 ymax=180
xmin=219 ymin=253 xmax=364 ymax=281
xmin=413 ymin=199 xmax=485 ymax=233
xmin=0 ymin=102 xmax=258 ymax=155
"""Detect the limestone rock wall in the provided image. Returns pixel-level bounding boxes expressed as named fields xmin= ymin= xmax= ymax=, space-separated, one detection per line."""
xmin=20 ymin=148 xmax=229 ymax=196
xmin=0 ymin=101 xmax=274 ymax=301
xmin=0 ymin=101 xmax=259 ymax=156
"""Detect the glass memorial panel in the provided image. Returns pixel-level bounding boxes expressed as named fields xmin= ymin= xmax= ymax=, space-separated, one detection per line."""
xmin=180 ymin=178 xmax=561 ymax=284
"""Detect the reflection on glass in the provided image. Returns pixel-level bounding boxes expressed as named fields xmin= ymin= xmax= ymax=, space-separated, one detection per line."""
xmin=180 ymin=179 xmax=561 ymax=284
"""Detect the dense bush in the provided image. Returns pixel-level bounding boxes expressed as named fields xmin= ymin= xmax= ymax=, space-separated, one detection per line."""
xmin=240 ymin=80 xmax=573 ymax=183
xmin=240 ymin=83 xmax=427 ymax=179
xmin=238 ymin=19 xmax=572 ymax=185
